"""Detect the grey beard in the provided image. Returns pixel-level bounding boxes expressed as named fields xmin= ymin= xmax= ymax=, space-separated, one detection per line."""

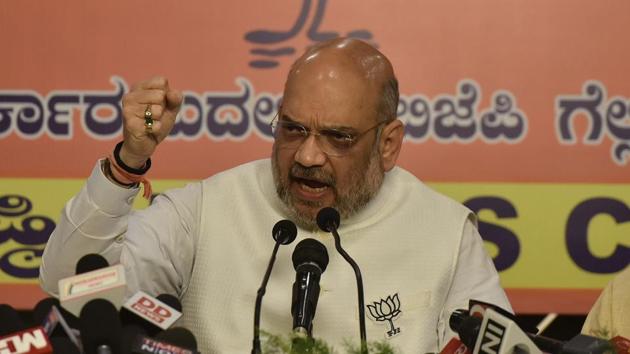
xmin=271 ymin=146 xmax=384 ymax=231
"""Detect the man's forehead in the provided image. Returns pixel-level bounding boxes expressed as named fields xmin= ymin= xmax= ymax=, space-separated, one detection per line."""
xmin=280 ymin=112 xmax=358 ymax=131
xmin=280 ymin=79 xmax=377 ymax=126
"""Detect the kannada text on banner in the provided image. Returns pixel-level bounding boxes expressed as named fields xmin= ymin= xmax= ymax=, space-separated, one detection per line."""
xmin=1 ymin=0 xmax=628 ymax=312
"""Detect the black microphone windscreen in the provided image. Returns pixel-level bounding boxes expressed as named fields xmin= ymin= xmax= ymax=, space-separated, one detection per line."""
xmin=75 ymin=253 xmax=109 ymax=274
xmin=58 ymin=302 xmax=80 ymax=329
xmin=120 ymin=293 xmax=181 ymax=338
xmin=79 ymin=299 xmax=122 ymax=354
xmin=0 ymin=304 xmax=27 ymax=336
xmin=155 ymin=327 xmax=198 ymax=350
xmin=119 ymin=307 xmax=160 ymax=338
xmin=50 ymin=336 xmax=81 ymax=354
xmin=156 ymin=293 xmax=182 ymax=313
xmin=448 ymin=309 xmax=468 ymax=332
xmin=455 ymin=314 xmax=482 ymax=349
xmin=292 ymin=238 xmax=329 ymax=272
xmin=316 ymin=207 xmax=340 ymax=232
xmin=121 ymin=325 xmax=147 ymax=354
xmin=32 ymin=297 xmax=60 ymax=325
xmin=272 ymin=219 xmax=298 ymax=245
xmin=32 ymin=297 xmax=81 ymax=339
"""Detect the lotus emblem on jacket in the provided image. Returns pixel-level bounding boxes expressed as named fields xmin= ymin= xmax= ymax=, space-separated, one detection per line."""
xmin=367 ymin=293 xmax=402 ymax=338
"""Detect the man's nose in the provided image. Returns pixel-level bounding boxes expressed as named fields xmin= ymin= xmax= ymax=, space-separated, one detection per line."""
xmin=294 ymin=134 xmax=327 ymax=167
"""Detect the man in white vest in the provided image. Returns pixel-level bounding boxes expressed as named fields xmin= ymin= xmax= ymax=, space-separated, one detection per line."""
xmin=40 ymin=38 xmax=511 ymax=352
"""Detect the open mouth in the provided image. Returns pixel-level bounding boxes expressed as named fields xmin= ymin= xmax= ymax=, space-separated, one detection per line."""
xmin=293 ymin=177 xmax=330 ymax=191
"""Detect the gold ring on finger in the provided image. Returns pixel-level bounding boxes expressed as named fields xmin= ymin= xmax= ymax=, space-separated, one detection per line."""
xmin=144 ymin=104 xmax=154 ymax=133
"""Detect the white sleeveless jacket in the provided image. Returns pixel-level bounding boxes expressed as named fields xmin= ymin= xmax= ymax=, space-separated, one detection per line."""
xmin=180 ymin=160 xmax=488 ymax=353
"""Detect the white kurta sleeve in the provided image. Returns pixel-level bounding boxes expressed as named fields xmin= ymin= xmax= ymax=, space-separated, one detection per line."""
xmin=39 ymin=159 xmax=201 ymax=299
xmin=437 ymin=216 xmax=513 ymax=348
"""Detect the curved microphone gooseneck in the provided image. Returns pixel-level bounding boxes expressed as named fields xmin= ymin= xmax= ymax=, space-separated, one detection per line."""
xmin=251 ymin=219 xmax=298 ymax=354
xmin=316 ymin=207 xmax=367 ymax=354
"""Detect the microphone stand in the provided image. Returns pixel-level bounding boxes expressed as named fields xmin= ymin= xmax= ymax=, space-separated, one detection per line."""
xmin=329 ymin=228 xmax=367 ymax=354
xmin=251 ymin=220 xmax=297 ymax=354
xmin=252 ymin=240 xmax=282 ymax=354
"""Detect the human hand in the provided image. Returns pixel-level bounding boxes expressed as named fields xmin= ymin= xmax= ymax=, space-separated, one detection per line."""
xmin=119 ymin=76 xmax=183 ymax=168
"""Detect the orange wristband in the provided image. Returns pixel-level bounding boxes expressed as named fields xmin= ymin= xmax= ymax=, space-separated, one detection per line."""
xmin=107 ymin=154 xmax=153 ymax=199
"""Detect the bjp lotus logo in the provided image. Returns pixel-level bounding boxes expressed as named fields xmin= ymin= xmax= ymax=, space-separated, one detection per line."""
xmin=367 ymin=293 xmax=402 ymax=338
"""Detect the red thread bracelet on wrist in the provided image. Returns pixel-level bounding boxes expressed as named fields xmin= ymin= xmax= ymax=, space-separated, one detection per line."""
xmin=107 ymin=142 xmax=153 ymax=199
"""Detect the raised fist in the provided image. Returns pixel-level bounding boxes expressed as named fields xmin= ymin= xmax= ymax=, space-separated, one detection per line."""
xmin=120 ymin=76 xmax=183 ymax=168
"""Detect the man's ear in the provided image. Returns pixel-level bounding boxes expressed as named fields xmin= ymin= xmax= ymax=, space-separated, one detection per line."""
xmin=378 ymin=119 xmax=404 ymax=172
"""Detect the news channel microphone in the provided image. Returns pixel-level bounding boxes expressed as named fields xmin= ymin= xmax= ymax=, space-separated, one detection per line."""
xmin=120 ymin=291 xmax=183 ymax=337
xmin=0 ymin=304 xmax=28 ymax=336
xmin=120 ymin=325 xmax=147 ymax=354
xmin=50 ymin=337 xmax=80 ymax=354
xmin=79 ymin=298 xmax=122 ymax=354
xmin=610 ymin=336 xmax=630 ymax=354
xmin=155 ymin=327 xmax=198 ymax=351
xmin=450 ymin=307 xmax=543 ymax=354
xmin=465 ymin=300 xmax=615 ymax=354
xmin=560 ymin=334 xmax=615 ymax=354
xmin=33 ymin=297 xmax=79 ymax=335
xmin=75 ymin=254 xmax=110 ymax=274
xmin=439 ymin=337 xmax=472 ymax=354
xmin=58 ymin=254 xmax=126 ymax=317
xmin=130 ymin=327 xmax=199 ymax=354
xmin=450 ymin=305 xmax=612 ymax=354
xmin=449 ymin=309 xmax=483 ymax=350
xmin=0 ymin=325 xmax=54 ymax=354
xmin=291 ymin=238 xmax=329 ymax=338
xmin=316 ymin=207 xmax=367 ymax=353
xmin=0 ymin=304 xmax=55 ymax=354
xmin=251 ymin=219 xmax=298 ymax=354
xmin=33 ymin=297 xmax=81 ymax=351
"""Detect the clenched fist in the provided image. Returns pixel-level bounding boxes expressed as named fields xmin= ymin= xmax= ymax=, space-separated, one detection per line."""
xmin=120 ymin=76 xmax=183 ymax=168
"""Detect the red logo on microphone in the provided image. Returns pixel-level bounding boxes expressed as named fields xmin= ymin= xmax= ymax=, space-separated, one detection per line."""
xmin=0 ymin=327 xmax=53 ymax=354
xmin=123 ymin=291 xmax=182 ymax=330
xmin=131 ymin=296 xmax=173 ymax=324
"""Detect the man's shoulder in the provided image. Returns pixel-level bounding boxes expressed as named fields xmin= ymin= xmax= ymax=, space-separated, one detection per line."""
xmin=611 ymin=266 xmax=630 ymax=294
xmin=389 ymin=166 xmax=472 ymax=215
xmin=200 ymin=159 xmax=271 ymax=184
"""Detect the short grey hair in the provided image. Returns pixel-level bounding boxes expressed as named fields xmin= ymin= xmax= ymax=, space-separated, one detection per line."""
xmin=377 ymin=77 xmax=399 ymax=124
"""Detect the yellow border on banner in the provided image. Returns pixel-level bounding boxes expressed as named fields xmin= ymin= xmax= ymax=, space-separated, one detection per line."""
xmin=432 ymin=183 xmax=629 ymax=288
xmin=1 ymin=178 xmax=628 ymax=288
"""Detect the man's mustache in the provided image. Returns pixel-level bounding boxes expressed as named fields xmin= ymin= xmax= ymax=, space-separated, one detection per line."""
xmin=289 ymin=164 xmax=336 ymax=187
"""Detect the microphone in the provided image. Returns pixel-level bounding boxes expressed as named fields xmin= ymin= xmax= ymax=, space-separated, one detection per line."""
xmin=467 ymin=299 xmax=537 ymax=335
xmin=120 ymin=291 xmax=183 ymax=337
xmin=156 ymin=294 xmax=182 ymax=313
xmin=251 ymin=219 xmax=297 ymax=354
xmin=58 ymin=254 xmax=126 ymax=317
xmin=130 ymin=327 xmax=199 ymax=354
xmin=560 ymin=334 xmax=612 ymax=354
xmin=611 ymin=336 xmax=630 ymax=354
xmin=120 ymin=325 xmax=146 ymax=354
xmin=50 ymin=337 xmax=80 ymax=354
xmin=0 ymin=304 xmax=56 ymax=354
xmin=449 ymin=309 xmax=483 ymax=350
xmin=316 ymin=207 xmax=367 ymax=354
xmin=449 ymin=306 xmax=611 ymax=354
xmin=79 ymin=298 xmax=122 ymax=354
xmin=450 ymin=307 xmax=554 ymax=353
xmin=75 ymin=253 xmax=110 ymax=274
xmin=0 ymin=304 xmax=28 ymax=336
xmin=439 ymin=337 xmax=472 ymax=354
xmin=291 ymin=238 xmax=329 ymax=337
xmin=33 ymin=298 xmax=81 ymax=351
xmin=155 ymin=327 xmax=198 ymax=351
xmin=0 ymin=326 xmax=53 ymax=354
xmin=452 ymin=307 xmax=543 ymax=354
